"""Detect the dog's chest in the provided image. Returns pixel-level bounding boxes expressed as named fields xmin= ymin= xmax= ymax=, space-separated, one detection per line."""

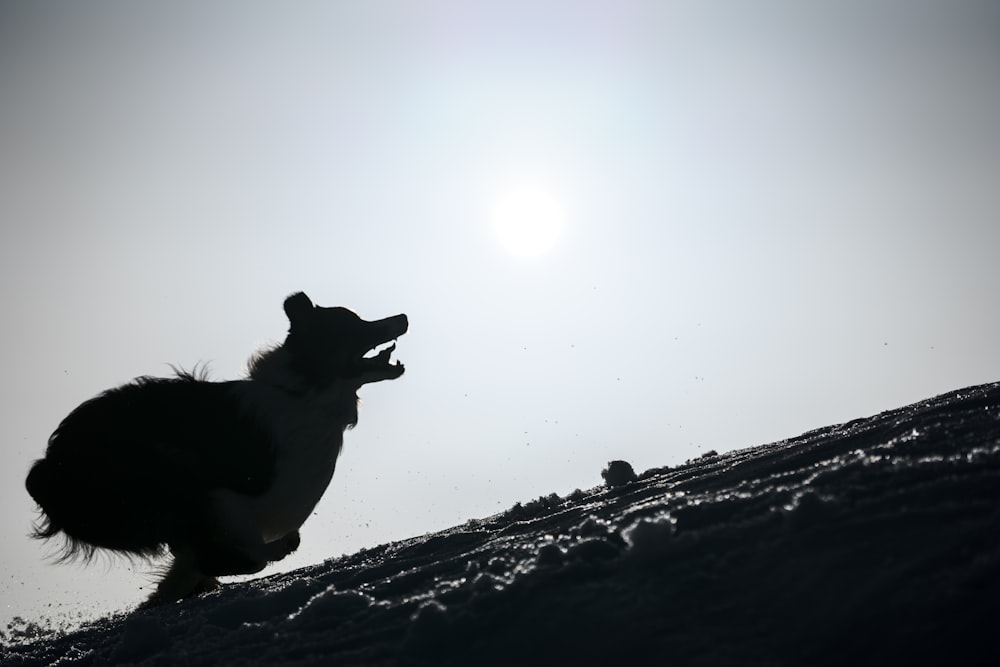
xmin=242 ymin=388 xmax=351 ymax=542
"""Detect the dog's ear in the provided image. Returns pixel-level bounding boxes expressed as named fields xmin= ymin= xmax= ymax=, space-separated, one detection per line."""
xmin=283 ymin=292 xmax=314 ymax=327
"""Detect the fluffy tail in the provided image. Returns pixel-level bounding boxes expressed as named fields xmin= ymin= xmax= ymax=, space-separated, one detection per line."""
xmin=25 ymin=457 xmax=105 ymax=562
xmin=25 ymin=455 xmax=165 ymax=560
xmin=25 ymin=458 xmax=64 ymax=539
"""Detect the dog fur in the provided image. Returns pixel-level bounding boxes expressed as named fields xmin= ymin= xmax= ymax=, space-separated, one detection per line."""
xmin=25 ymin=292 xmax=407 ymax=605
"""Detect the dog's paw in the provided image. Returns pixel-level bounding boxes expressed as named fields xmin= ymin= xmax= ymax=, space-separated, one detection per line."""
xmin=255 ymin=531 xmax=301 ymax=565
xmin=276 ymin=530 xmax=300 ymax=558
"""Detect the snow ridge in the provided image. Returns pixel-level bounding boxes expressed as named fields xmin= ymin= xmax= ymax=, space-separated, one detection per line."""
xmin=3 ymin=381 xmax=999 ymax=666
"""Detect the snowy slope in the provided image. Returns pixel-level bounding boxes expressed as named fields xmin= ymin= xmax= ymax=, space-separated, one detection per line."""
xmin=3 ymin=382 xmax=998 ymax=666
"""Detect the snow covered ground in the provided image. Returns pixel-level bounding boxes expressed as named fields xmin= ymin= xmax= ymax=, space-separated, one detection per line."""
xmin=3 ymin=381 xmax=998 ymax=666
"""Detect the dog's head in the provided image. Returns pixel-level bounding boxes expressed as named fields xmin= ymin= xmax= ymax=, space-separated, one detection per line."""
xmin=282 ymin=292 xmax=407 ymax=389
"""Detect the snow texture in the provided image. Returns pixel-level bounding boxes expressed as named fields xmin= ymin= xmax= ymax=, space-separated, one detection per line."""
xmin=3 ymin=381 xmax=999 ymax=666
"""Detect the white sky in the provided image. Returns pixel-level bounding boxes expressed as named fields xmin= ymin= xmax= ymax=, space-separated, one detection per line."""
xmin=2 ymin=0 xmax=998 ymax=627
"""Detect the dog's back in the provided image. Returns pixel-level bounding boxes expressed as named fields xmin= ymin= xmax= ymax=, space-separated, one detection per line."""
xmin=26 ymin=373 xmax=274 ymax=557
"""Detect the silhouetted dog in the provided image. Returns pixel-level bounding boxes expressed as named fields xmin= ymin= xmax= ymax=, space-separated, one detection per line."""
xmin=26 ymin=292 xmax=407 ymax=605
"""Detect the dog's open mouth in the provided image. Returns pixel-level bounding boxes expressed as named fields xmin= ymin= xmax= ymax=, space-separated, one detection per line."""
xmin=354 ymin=313 xmax=407 ymax=384
xmin=358 ymin=341 xmax=404 ymax=383
xmin=364 ymin=341 xmax=400 ymax=365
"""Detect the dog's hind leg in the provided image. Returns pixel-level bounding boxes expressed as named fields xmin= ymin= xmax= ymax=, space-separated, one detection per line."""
xmin=142 ymin=548 xmax=219 ymax=608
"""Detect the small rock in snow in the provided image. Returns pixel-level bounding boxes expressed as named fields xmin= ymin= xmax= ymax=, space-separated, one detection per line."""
xmin=601 ymin=460 xmax=637 ymax=487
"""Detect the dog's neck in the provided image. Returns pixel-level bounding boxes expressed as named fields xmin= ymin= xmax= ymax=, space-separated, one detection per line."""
xmin=247 ymin=346 xmax=310 ymax=396
xmin=246 ymin=345 xmax=360 ymax=427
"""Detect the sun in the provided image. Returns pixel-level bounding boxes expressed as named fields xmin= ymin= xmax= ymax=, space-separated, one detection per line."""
xmin=491 ymin=184 xmax=566 ymax=259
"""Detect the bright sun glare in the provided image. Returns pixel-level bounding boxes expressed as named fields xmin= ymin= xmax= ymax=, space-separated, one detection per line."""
xmin=491 ymin=184 xmax=566 ymax=259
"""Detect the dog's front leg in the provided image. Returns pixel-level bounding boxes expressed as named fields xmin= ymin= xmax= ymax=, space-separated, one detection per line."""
xmin=196 ymin=489 xmax=298 ymax=576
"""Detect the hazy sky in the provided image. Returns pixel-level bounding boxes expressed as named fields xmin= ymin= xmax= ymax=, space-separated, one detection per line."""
xmin=2 ymin=0 xmax=998 ymax=627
